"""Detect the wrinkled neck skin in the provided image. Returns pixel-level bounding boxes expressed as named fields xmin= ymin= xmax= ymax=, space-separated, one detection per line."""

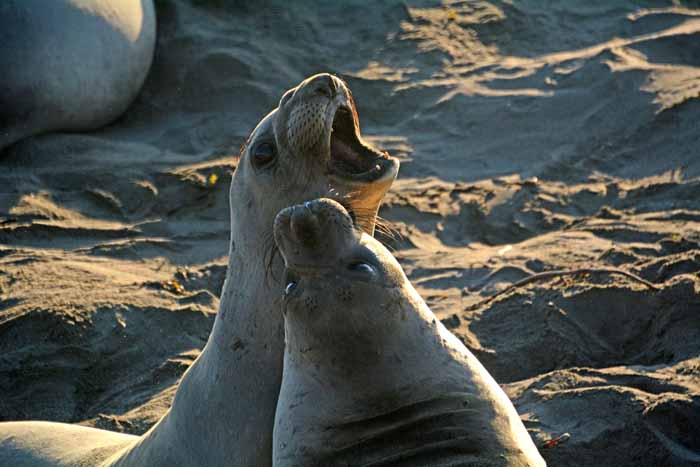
xmin=277 ymin=281 xmax=545 ymax=467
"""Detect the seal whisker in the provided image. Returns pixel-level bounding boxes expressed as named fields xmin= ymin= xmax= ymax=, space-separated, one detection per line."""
xmin=262 ymin=229 xmax=282 ymax=285
xmin=372 ymin=217 xmax=401 ymax=252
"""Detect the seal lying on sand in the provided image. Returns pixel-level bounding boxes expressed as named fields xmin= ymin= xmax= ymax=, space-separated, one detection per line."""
xmin=273 ymin=198 xmax=546 ymax=467
xmin=0 ymin=0 xmax=156 ymax=151
xmin=0 ymin=74 xmax=399 ymax=466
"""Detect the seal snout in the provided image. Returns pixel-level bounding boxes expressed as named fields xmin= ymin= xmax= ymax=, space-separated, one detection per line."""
xmin=289 ymin=203 xmax=321 ymax=248
xmin=274 ymin=198 xmax=357 ymax=273
xmin=280 ymin=72 xmax=399 ymax=188
xmin=307 ymin=73 xmax=339 ymax=99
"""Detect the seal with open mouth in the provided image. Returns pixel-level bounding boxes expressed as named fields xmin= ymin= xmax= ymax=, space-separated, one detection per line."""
xmin=0 ymin=75 xmax=399 ymax=466
xmin=272 ymin=198 xmax=546 ymax=467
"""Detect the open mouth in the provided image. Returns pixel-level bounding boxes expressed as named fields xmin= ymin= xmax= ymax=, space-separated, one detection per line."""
xmin=328 ymin=106 xmax=391 ymax=182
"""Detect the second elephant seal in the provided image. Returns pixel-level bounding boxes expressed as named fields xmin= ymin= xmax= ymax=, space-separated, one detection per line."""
xmin=273 ymin=198 xmax=546 ymax=467
xmin=0 ymin=0 xmax=156 ymax=151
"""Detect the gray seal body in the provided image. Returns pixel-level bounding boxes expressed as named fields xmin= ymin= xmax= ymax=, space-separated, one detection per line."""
xmin=0 ymin=0 xmax=156 ymax=150
xmin=273 ymin=199 xmax=547 ymax=467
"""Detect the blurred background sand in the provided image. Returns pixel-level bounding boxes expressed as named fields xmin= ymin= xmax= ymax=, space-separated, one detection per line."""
xmin=1 ymin=1 xmax=699 ymax=466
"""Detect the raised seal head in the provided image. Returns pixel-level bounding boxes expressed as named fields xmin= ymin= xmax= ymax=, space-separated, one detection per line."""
xmin=231 ymin=73 xmax=399 ymax=261
xmin=273 ymin=197 xmax=410 ymax=366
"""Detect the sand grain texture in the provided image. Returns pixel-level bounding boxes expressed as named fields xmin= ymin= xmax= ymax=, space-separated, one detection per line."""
xmin=1 ymin=1 xmax=699 ymax=466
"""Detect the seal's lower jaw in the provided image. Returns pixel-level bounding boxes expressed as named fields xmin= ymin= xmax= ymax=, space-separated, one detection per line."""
xmin=326 ymin=106 xmax=399 ymax=185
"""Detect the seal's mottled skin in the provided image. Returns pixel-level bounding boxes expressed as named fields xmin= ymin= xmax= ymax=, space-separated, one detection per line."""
xmin=273 ymin=199 xmax=546 ymax=467
xmin=0 ymin=75 xmax=399 ymax=466
xmin=0 ymin=0 xmax=156 ymax=150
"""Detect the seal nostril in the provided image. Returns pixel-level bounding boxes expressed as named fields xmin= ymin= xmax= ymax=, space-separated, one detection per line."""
xmin=327 ymin=75 xmax=338 ymax=94
xmin=290 ymin=205 xmax=321 ymax=246
xmin=315 ymin=85 xmax=332 ymax=99
xmin=313 ymin=75 xmax=337 ymax=99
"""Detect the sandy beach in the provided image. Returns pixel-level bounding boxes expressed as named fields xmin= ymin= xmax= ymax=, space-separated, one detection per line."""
xmin=1 ymin=1 xmax=699 ymax=466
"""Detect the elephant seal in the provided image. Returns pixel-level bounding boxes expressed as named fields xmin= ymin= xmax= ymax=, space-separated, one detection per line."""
xmin=0 ymin=74 xmax=399 ymax=466
xmin=272 ymin=198 xmax=546 ymax=467
xmin=0 ymin=0 xmax=156 ymax=151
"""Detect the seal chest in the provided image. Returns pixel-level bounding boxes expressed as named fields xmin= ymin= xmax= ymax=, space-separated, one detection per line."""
xmin=273 ymin=198 xmax=546 ymax=467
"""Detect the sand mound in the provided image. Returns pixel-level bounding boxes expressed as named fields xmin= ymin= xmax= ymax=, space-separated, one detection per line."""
xmin=2 ymin=1 xmax=699 ymax=466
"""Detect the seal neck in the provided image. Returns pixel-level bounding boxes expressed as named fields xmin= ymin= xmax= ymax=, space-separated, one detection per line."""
xmin=283 ymin=285 xmax=441 ymax=382
xmin=108 ymin=243 xmax=285 ymax=467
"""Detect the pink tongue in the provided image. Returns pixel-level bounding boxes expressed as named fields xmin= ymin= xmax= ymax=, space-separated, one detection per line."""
xmin=331 ymin=136 xmax=365 ymax=171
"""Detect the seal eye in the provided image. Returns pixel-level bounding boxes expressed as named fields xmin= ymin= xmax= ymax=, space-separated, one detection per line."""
xmin=285 ymin=281 xmax=297 ymax=295
xmin=251 ymin=142 xmax=276 ymax=168
xmin=348 ymin=261 xmax=376 ymax=275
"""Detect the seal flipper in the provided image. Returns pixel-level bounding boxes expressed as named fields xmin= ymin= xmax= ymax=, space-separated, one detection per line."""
xmin=0 ymin=421 xmax=136 ymax=467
